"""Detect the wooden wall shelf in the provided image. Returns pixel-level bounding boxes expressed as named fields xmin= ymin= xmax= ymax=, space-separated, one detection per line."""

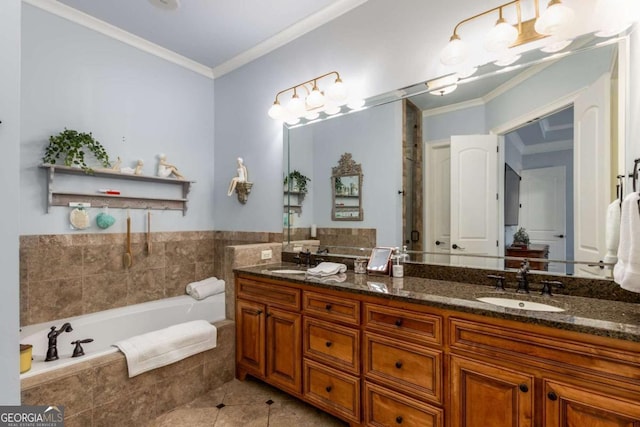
xmin=40 ymin=164 xmax=195 ymax=215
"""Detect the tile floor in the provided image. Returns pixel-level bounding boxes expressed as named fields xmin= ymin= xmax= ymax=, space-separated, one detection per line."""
xmin=149 ymin=377 xmax=349 ymax=426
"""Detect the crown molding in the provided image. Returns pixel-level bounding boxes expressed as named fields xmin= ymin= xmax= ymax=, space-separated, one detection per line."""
xmin=23 ymin=0 xmax=215 ymax=79
xmin=422 ymin=98 xmax=485 ymax=118
xmin=212 ymin=0 xmax=369 ymax=78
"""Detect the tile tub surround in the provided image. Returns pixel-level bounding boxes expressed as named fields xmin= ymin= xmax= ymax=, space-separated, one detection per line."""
xmin=20 ymin=231 xmax=217 ymax=326
xmin=21 ymin=320 xmax=234 ymax=427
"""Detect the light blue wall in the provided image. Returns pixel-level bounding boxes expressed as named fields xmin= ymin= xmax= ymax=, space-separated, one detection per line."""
xmin=425 ymin=104 xmax=486 ymax=141
xmin=288 ymin=102 xmax=403 ymax=246
xmin=213 ymin=0 xmax=486 ymax=232
xmin=630 ymin=28 xmax=640 ymax=183
xmin=0 ymin=0 xmax=21 ymax=405
xmin=21 ymin=4 xmax=215 ymax=236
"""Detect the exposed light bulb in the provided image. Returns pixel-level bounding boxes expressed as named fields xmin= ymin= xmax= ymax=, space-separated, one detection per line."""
xmin=540 ymin=38 xmax=572 ymax=53
xmin=347 ymin=98 xmax=366 ymax=110
xmin=324 ymin=103 xmax=341 ymax=115
xmin=534 ymin=0 xmax=575 ymax=36
xmin=285 ymin=115 xmax=300 ymax=125
xmin=267 ymin=102 xmax=285 ymax=120
xmin=485 ymin=18 xmax=519 ymax=52
xmin=456 ymin=66 xmax=478 ymax=79
xmin=306 ymin=86 xmax=325 ymax=108
xmin=440 ymin=35 xmax=468 ymax=66
xmin=304 ymin=111 xmax=320 ymax=120
xmin=494 ymin=54 xmax=521 ymax=67
xmin=327 ymin=78 xmax=348 ymax=104
xmin=286 ymin=94 xmax=306 ymax=117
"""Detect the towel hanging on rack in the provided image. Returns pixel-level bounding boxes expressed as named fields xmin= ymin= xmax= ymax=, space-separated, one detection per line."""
xmin=614 ymin=192 xmax=640 ymax=292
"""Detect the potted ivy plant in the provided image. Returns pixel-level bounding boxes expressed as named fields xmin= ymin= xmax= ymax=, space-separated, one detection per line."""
xmin=43 ymin=128 xmax=111 ymax=174
xmin=512 ymin=227 xmax=530 ymax=248
xmin=284 ymin=170 xmax=311 ymax=194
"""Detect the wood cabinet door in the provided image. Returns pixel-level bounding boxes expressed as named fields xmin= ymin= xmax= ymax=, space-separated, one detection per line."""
xmin=544 ymin=379 xmax=640 ymax=427
xmin=450 ymin=355 xmax=534 ymax=427
xmin=236 ymin=299 xmax=266 ymax=378
xmin=266 ymin=306 xmax=302 ymax=394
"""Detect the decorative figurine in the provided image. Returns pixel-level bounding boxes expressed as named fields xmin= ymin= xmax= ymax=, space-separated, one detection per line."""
xmin=157 ymin=153 xmax=185 ymax=180
xmin=227 ymin=157 xmax=248 ymax=196
xmin=134 ymin=159 xmax=144 ymax=175
xmin=111 ymin=157 xmax=122 ymax=172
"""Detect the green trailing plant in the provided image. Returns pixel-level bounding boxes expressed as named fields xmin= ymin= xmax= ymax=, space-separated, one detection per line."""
xmin=334 ymin=176 xmax=343 ymax=193
xmin=284 ymin=170 xmax=311 ymax=193
xmin=513 ymin=227 xmax=530 ymax=246
xmin=43 ymin=128 xmax=111 ymax=173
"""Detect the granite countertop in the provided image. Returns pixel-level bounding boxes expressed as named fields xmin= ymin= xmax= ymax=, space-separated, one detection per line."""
xmin=235 ymin=263 xmax=640 ymax=343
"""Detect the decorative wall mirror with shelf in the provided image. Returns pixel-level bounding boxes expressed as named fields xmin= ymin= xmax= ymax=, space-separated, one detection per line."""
xmin=283 ymin=29 xmax=635 ymax=280
xmin=332 ymin=153 xmax=363 ymax=221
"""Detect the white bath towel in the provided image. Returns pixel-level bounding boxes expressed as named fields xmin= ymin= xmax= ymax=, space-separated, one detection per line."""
xmin=185 ymin=277 xmax=218 ymax=295
xmin=306 ymin=262 xmax=347 ymax=277
xmin=620 ymin=193 xmax=640 ymax=292
xmin=114 ymin=320 xmax=217 ymax=377
xmin=188 ymin=279 xmax=225 ymax=300
xmin=603 ymin=199 xmax=621 ymax=265
xmin=310 ymin=273 xmax=347 ymax=284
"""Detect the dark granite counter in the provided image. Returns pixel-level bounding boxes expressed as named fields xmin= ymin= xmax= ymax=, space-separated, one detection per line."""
xmin=235 ymin=263 xmax=640 ymax=343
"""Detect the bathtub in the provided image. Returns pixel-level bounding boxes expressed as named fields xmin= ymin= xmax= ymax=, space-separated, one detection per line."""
xmin=20 ymin=293 xmax=226 ymax=379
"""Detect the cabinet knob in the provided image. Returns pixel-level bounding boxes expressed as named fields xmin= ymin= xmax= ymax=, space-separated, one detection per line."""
xmin=325 ymin=304 xmax=332 ymax=311
xmin=325 ymin=386 xmax=332 ymax=393
xmin=519 ymin=384 xmax=529 ymax=393
xmin=395 ymin=361 xmax=403 ymax=369
xmin=547 ymin=391 xmax=558 ymax=401
xmin=325 ymin=341 xmax=332 ymax=348
xmin=396 ymin=416 xmax=403 ymax=424
xmin=395 ymin=318 xmax=403 ymax=327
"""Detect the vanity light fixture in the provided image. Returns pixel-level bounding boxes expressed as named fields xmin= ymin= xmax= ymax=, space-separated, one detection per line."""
xmin=426 ymin=74 xmax=459 ymax=96
xmin=440 ymin=0 xmax=575 ymax=68
xmin=268 ymin=71 xmax=361 ymax=122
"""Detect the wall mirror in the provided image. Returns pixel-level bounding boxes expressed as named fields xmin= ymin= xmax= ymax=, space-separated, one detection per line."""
xmin=283 ymin=29 xmax=633 ymax=280
xmin=332 ymin=153 xmax=363 ymax=221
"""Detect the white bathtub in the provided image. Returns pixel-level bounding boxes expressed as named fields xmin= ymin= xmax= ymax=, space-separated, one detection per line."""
xmin=20 ymin=293 xmax=226 ymax=379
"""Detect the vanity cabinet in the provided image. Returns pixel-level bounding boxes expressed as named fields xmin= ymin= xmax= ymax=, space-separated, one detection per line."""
xmin=235 ymin=272 xmax=640 ymax=427
xmin=235 ymin=277 xmax=302 ymax=395
xmin=302 ymin=291 xmax=361 ymax=423
xmin=448 ymin=316 xmax=640 ymax=427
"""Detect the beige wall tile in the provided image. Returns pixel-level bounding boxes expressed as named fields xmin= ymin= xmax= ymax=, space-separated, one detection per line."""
xmin=82 ymin=273 xmax=128 ymax=313
xmin=28 ymin=277 xmax=83 ymax=324
xmin=21 ymin=369 xmax=95 ymax=417
xmin=127 ymin=268 xmax=166 ymax=304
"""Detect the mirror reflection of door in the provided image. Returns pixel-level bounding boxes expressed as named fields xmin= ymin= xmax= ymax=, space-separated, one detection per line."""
xmin=403 ymin=100 xmax=424 ymax=251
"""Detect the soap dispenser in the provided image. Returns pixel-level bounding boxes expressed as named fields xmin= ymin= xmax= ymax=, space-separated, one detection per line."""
xmin=392 ymin=247 xmax=404 ymax=278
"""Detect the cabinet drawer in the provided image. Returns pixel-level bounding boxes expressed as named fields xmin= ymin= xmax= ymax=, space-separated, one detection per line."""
xmin=364 ymin=382 xmax=443 ymax=427
xmin=364 ymin=332 xmax=442 ymax=405
xmin=303 ymin=291 xmax=360 ymax=325
xmin=303 ymin=359 xmax=360 ymax=423
xmin=237 ymin=277 xmax=300 ymax=310
xmin=303 ymin=317 xmax=360 ymax=375
xmin=364 ymin=303 xmax=442 ymax=346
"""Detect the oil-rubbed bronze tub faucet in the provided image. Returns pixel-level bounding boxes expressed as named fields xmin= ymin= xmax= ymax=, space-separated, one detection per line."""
xmin=45 ymin=322 xmax=73 ymax=362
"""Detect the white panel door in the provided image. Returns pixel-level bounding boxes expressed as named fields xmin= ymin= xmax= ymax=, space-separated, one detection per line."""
xmin=574 ymin=73 xmax=611 ymax=277
xmin=520 ymin=167 xmax=566 ymax=274
xmin=426 ymin=142 xmax=451 ymax=265
xmin=450 ymin=135 xmax=499 ymax=268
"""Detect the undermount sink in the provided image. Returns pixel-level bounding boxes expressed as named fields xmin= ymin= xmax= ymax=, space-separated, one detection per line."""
xmin=476 ymin=297 xmax=565 ymax=312
xmin=269 ymin=269 xmax=307 ymax=275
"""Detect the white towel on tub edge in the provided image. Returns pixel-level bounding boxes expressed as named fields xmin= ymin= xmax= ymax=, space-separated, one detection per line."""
xmin=114 ymin=320 xmax=217 ymax=378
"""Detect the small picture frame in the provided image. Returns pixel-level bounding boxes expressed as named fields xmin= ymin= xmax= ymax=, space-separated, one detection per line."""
xmin=367 ymin=247 xmax=393 ymax=275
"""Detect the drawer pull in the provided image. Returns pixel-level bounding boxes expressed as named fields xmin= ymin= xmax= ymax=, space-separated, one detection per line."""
xmin=395 ymin=318 xmax=403 ymax=327
xmin=395 ymin=361 xmax=403 ymax=369
xmin=325 ymin=386 xmax=332 ymax=393
xmin=325 ymin=304 xmax=332 ymax=311
xmin=519 ymin=384 xmax=529 ymax=393
xmin=396 ymin=416 xmax=403 ymax=424
xmin=325 ymin=341 xmax=332 ymax=348
xmin=547 ymin=391 xmax=558 ymax=401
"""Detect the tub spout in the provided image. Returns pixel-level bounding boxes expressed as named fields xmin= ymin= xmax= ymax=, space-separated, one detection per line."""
xmin=45 ymin=322 xmax=73 ymax=362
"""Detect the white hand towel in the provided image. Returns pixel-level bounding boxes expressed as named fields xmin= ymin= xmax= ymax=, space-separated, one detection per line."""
xmin=621 ymin=193 xmax=640 ymax=292
xmin=614 ymin=193 xmax=636 ymax=284
xmin=306 ymin=262 xmax=347 ymax=277
xmin=603 ymin=200 xmax=621 ymax=265
xmin=114 ymin=320 xmax=217 ymax=377
xmin=185 ymin=277 xmax=218 ymax=295
xmin=189 ymin=279 xmax=225 ymax=300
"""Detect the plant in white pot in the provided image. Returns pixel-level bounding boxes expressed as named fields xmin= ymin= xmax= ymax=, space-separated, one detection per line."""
xmin=43 ymin=128 xmax=111 ymax=174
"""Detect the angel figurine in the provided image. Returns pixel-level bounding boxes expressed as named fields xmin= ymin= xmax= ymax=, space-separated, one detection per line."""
xmin=157 ymin=154 xmax=185 ymax=180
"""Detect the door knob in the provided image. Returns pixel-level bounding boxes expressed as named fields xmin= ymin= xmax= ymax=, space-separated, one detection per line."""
xmin=435 ymin=240 xmax=445 ymax=246
xmin=452 ymin=244 xmax=465 ymax=250
xmin=554 ymin=234 xmax=565 ymax=238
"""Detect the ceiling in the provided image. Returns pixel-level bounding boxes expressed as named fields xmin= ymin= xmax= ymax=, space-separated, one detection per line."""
xmin=55 ymin=0 xmax=363 ymax=74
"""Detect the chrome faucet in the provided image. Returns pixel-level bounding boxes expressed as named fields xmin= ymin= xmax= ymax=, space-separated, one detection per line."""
xmin=45 ymin=322 xmax=73 ymax=362
xmin=516 ymin=260 xmax=530 ymax=293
